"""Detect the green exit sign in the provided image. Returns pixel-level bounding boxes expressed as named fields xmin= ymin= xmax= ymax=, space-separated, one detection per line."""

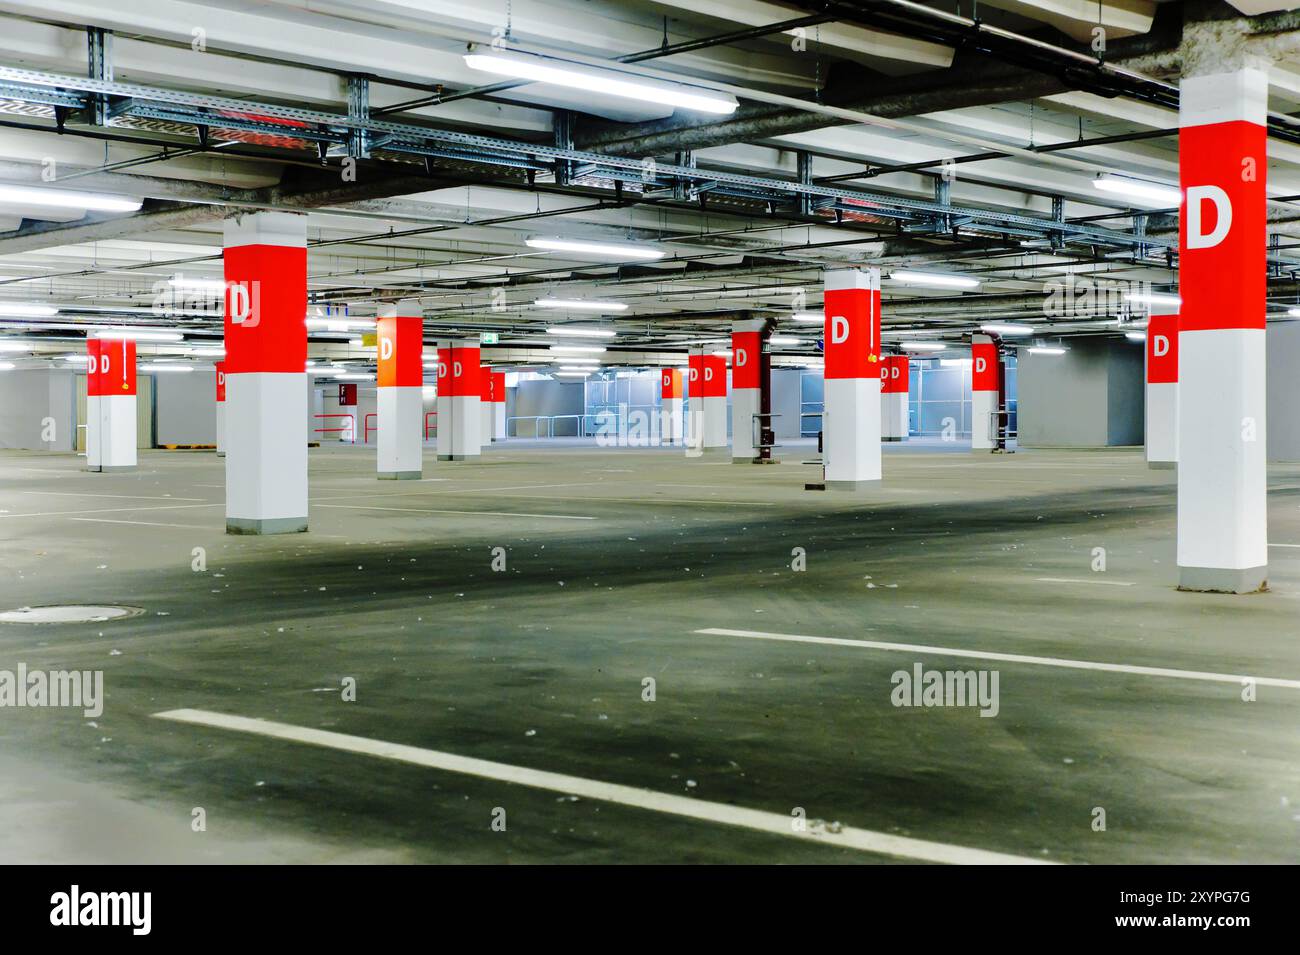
xmin=480 ymin=332 xmax=499 ymax=345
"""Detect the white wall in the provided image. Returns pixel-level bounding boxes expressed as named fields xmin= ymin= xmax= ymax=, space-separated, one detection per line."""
xmin=0 ymin=368 xmax=77 ymax=450
xmin=152 ymin=369 xmax=217 ymax=446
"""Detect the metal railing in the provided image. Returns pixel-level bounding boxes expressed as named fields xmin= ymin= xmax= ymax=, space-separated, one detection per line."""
xmin=313 ymin=413 xmax=355 ymax=442
xmin=363 ymin=413 xmax=377 ymax=444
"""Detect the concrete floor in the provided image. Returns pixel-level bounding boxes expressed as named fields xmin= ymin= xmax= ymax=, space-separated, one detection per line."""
xmin=1 ymin=439 xmax=1298 ymax=863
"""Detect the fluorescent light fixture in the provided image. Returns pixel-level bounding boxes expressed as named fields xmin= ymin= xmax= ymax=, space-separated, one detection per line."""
xmin=0 ymin=361 xmax=14 ymax=371
xmin=1028 ymin=346 xmax=1067 ymax=355
xmin=62 ymin=354 xmax=88 ymax=363
xmin=463 ymin=51 xmax=739 ymax=115
xmin=1093 ymin=174 xmax=1181 ymax=207
xmin=768 ymin=336 xmax=801 ymax=346
xmin=94 ymin=328 xmax=184 ymax=341
xmin=790 ymin=312 xmax=823 ymax=323
xmin=555 ymin=371 xmax=593 ymax=377
xmin=980 ymin=323 xmax=1034 ymax=336
xmin=167 ymin=276 xmax=226 ymax=292
xmin=0 ymin=303 xmax=58 ymax=318
xmin=549 ymin=345 xmax=606 ymax=354
xmin=525 ymin=237 xmax=665 ymax=261
xmin=0 ymin=341 xmax=34 ymax=352
xmin=1124 ymin=331 xmax=1147 ymax=342
xmin=558 ymin=365 xmax=600 ymax=372
xmin=334 ymin=373 xmax=374 ymax=380
xmin=1123 ymin=291 xmax=1181 ymax=308
xmin=546 ymin=326 xmax=618 ymax=338
xmin=1289 ymin=308 xmax=1300 ymax=319
xmin=0 ymin=183 xmax=142 ymax=213
xmin=940 ymin=358 xmax=972 ymax=367
xmin=710 ymin=349 xmax=732 ymax=358
xmin=900 ymin=342 xmax=947 ymax=351
xmin=148 ymin=365 xmax=194 ymax=372
xmin=536 ymin=299 xmax=627 ymax=313
xmin=891 ymin=270 xmax=981 ymax=289
xmin=307 ymin=318 xmax=374 ymax=332
xmin=189 ymin=346 xmax=226 ymax=357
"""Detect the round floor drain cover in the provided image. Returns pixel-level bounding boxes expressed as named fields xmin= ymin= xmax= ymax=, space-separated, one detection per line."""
xmin=0 ymin=605 xmax=144 ymax=624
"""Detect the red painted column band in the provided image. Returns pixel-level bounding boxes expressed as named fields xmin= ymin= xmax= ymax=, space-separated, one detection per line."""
xmin=222 ymin=244 xmax=308 ymax=374
xmin=1146 ymin=314 xmax=1179 ymax=384
xmin=823 ymin=282 xmax=880 ymax=380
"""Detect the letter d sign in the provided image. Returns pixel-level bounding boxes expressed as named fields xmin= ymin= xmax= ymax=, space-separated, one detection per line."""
xmin=831 ymin=315 xmax=849 ymax=345
xmin=1186 ymin=185 xmax=1232 ymax=250
xmin=380 ymin=338 xmax=393 ymax=361
xmin=453 ymin=360 xmax=462 ymax=378
xmin=975 ymin=357 xmax=986 ymax=374
xmin=735 ymin=348 xmax=747 ymax=367
xmin=1154 ymin=334 xmax=1169 ymax=357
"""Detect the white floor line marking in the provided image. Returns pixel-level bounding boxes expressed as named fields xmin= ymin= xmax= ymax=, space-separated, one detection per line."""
xmin=0 ymin=503 xmax=223 ymax=520
xmin=21 ymin=491 xmax=208 ymax=502
xmin=513 ymin=494 xmax=777 ymax=507
xmin=696 ymin=628 xmax=1300 ymax=690
xmin=315 ymin=503 xmax=594 ymax=521
xmin=1269 ymin=543 xmax=1300 ymax=548
xmin=152 ymin=708 xmax=1049 ymax=865
xmin=310 ymin=482 xmax=599 ymax=503
xmin=69 ymin=518 xmax=211 ymax=529
xmin=1033 ymin=577 xmax=1136 ymax=587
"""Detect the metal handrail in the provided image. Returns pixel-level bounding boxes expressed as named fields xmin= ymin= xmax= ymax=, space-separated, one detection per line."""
xmin=424 ymin=411 xmax=438 ymax=440
xmin=313 ymin=412 xmax=355 ymax=443
xmin=363 ymin=412 xmax=377 ymax=444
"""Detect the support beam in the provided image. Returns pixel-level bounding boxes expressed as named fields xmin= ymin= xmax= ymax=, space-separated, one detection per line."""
xmin=376 ymin=299 xmax=423 ymax=480
xmin=223 ymin=210 xmax=309 ymax=535
xmin=1176 ymin=56 xmax=1268 ymax=593
xmin=822 ymin=267 xmax=882 ymax=489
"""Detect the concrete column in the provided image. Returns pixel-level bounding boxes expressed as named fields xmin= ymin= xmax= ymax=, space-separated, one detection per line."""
xmin=880 ymin=354 xmax=909 ymax=441
xmin=478 ymin=368 xmax=505 ymax=445
xmin=731 ymin=319 xmax=766 ymax=462
xmin=1177 ymin=62 xmax=1268 ymax=593
xmin=490 ymin=372 xmax=506 ymax=441
xmin=701 ymin=351 xmax=728 ymax=451
xmin=1144 ymin=310 xmax=1178 ymax=469
xmin=822 ymin=267 xmax=881 ymax=489
xmin=85 ymin=337 xmax=137 ymax=472
xmin=659 ymin=368 xmax=683 ymax=446
xmin=214 ymin=361 xmax=226 ymax=457
xmin=436 ymin=339 xmax=481 ymax=460
xmin=223 ymin=210 xmax=308 ymax=535
xmin=970 ymin=335 xmax=999 ymax=451
xmin=376 ymin=299 xmax=423 ymax=480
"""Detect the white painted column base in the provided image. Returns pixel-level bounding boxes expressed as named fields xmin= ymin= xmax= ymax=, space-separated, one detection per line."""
xmin=881 ymin=394 xmax=908 ymax=442
xmin=702 ymin=396 xmax=728 ymax=453
xmin=661 ymin=398 xmax=683 ymax=446
xmin=731 ymin=388 xmax=759 ymax=462
xmin=1176 ymin=329 xmax=1267 ymax=593
xmin=971 ymin=390 xmax=997 ymax=451
xmin=215 ymin=403 xmax=226 ymax=457
xmin=378 ymin=386 xmax=422 ymax=480
xmin=86 ymin=394 xmax=138 ymax=472
xmin=824 ymin=377 xmax=881 ymax=490
xmin=1146 ymin=381 xmax=1177 ymax=470
xmin=226 ymin=372 xmax=308 ymax=534
xmin=493 ymin=404 xmax=506 ymax=441
xmin=437 ymin=395 xmax=481 ymax=461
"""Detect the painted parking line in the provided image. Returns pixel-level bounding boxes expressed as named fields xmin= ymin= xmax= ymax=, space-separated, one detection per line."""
xmin=0 ymin=503 xmax=223 ymax=520
xmin=22 ymin=491 xmax=208 ymax=502
xmin=1033 ymin=577 xmax=1136 ymax=587
xmin=695 ymin=628 xmax=1300 ymax=690
xmin=315 ymin=503 xmax=595 ymax=521
xmin=152 ymin=708 xmax=1049 ymax=865
xmin=69 ymin=518 xmax=212 ymax=529
xmin=1269 ymin=543 xmax=1300 ymax=548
